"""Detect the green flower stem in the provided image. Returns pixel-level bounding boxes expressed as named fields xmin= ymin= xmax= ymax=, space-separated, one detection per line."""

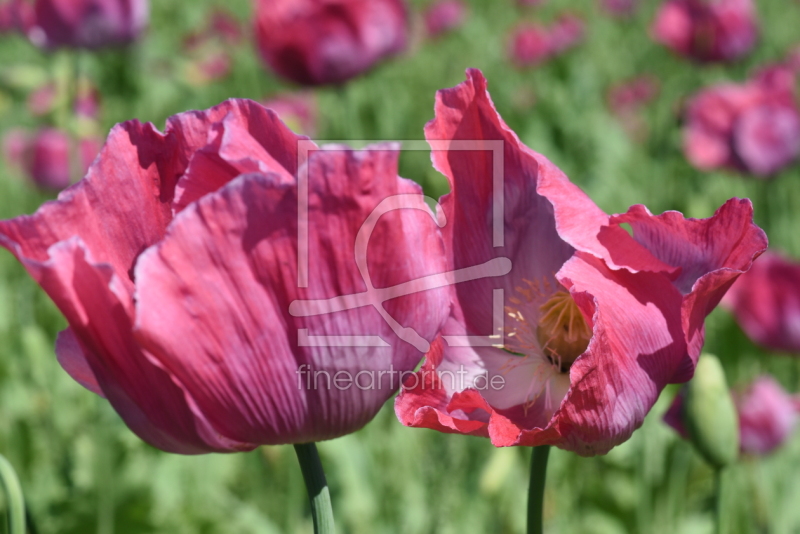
xmin=0 ymin=453 xmax=25 ymax=534
xmin=527 ymin=445 xmax=551 ymax=534
xmin=294 ymin=443 xmax=335 ymax=534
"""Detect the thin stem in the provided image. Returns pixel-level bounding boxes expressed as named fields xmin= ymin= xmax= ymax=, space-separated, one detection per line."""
xmin=294 ymin=443 xmax=335 ymax=534
xmin=527 ymin=445 xmax=551 ymax=534
xmin=714 ymin=467 xmax=724 ymax=534
xmin=0 ymin=453 xmax=25 ymax=534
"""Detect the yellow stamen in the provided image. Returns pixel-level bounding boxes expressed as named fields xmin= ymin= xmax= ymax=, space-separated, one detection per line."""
xmin=536 ymin=291 xmax=592 ymax=371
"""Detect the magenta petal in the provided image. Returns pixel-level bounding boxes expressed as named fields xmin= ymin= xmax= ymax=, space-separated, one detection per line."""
xmin=736 ymin=376 xmax=798 ymax=455
xmin=135 ymin=154 xmax=450 ymax=444
xmin=18 ymin=239 xmax=253 ymax=453
xmin=424 ymin=68 xmax=574 ymax=335
xmin=55 ymin=327 xmax=104 ymax=397
xmin=734 ymin=103 xmax=800 ymax=176
xmin=172 ymin=99 xmax=308 ymax=212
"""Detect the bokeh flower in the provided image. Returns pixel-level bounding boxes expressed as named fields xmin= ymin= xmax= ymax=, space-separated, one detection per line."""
xmin=261 ymin=93 xmax=318 ymax=137
xmin=423 ymin=0 xmax=466 ymax=38
xmin=722 ymin=251 xmax=800 ymax=352
xmin=600 ymin=0 xmax=640 ymax=18
xmin=508 ymin=15 xmax=584 ymax=67
xmin=395 ymin=69 xmax=767 ymax=455
xmin=254 ymin=0 xmax=408 ymax=86
xmin=651 ymin=0 xmax=758 ymax=63
xmin=28 ymin=0 xmax=149 ymax=49
xmin=607 ymin=75 xmax=660 ymax=140
xmin=0 ymin=99 xmax=450 ymax=453
xmin=683 ymin=67 xmax=800 ymax=177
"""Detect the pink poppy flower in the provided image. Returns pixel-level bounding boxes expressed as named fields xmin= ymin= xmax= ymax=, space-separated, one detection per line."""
xmin=607 ymin=75 xmax=660 ymax=141
xmin=0 ymin=99 xmax=450 ymax=453
xmin=261 ymin=93 xmax=318 ymax=137
xmin=28 ymin=0 xmax=149 ymax=49
xmin=0 ymin=0 xmax=33 ymax=33
xmin=423 ymin=0 xmax=466 ymax=38
xmin=665 ymin=375 xmax=799 ymax=455
xmin=28 ymin=127 xmax=72 ymax=190
xmin=508 ymin=15 xmax=584 ymax=67
xmin=683 ymin=68 xmax=800 ymax=177
xmin=651 ymin=0 xmax=758 ymax=63
xmin=722 ymin=251 xmax=800 ymax=352
xmin=394 ymin=69 xmax=767 ymax=455
xmin=254 ymin=0 xmax=408 ymax=86
xmin=600 ymin=0 xmax=640 ymax=18
xmin=737 ymin=376 xmax=799 ymax=455
xmin=2 ymin=128 xmax=29 ymax=170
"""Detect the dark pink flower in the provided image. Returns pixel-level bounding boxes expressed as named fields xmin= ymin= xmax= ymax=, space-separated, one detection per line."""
xmin=424 ymin=0 xmax=466 ymax=38
xmin=608 ymin=76 xmax=660 ymax=115
xmin=28 ymin=127 xmax=71 ymax=190
xmin=254 ymin=0 xmax=408 ymax=86
xmin=665 ymin=375 xmax=799 ymax=455
xmin=394 ymin=69 xmax=767 ymax=455
xmin=683 ymin=70 xmax=800 ymax=177
xmin=261 ymin=93 xmax=318 ymax=137
xmin=651 ymin=0 xmax=758 ymax=63
xmin=0 ymin=99 xmax=450 ymax=453
xmin=508 ymin=15 xmax=584 ymax=67
xmin=2 ymin=128 xmax=30 ymax=170
xmin=737 ymin=376 xmax=799 ymax=455
xmin=600 ymin=0 xmax=640 ymax=18
xmin=722 ymin=251 xmax=800 ymax=352
xmin=29 ymin=0 xmax=149 ymax=49
xmin=27 ymin=82 xmax=57 ymax=117
xmin=0 ymin=0 xmax=33 ymax=33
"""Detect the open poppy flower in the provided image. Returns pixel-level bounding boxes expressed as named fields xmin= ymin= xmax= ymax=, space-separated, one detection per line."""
xmin=651 ymin=0 xmax=758 ymax=63
xmin=0 ymin=99 xmax=450 ymax=453
xmin=683 ymin=66 xmax=800 ymax=177
xmin=254 ymin=0 xmax=408 ymax=86
xmin=722 ymin=251 xmax=800 ymax=352
xmin=28 ymin=0 xmax=149 ymax=49
xmin=395 ymin=69 xmax=767 ymax=455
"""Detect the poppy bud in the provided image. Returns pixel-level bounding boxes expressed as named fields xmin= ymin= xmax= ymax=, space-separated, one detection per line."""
xmin=681 ymin=354 xmax=739 ymax=469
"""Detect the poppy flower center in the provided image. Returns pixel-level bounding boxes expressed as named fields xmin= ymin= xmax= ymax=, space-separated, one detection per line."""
xmin=535 ymin=291 xmax=591 ymax=372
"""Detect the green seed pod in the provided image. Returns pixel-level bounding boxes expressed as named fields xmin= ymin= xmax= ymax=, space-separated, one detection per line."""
xmin=682 ymin=354 xmax=739 ymax=469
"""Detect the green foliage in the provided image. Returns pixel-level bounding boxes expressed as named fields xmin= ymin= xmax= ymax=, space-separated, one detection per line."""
xmin=0 ymin=0 xmax=800 ymax=533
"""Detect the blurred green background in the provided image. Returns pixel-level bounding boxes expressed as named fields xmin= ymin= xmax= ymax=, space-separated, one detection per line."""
xmin=1 ymin=0 xmax=800 ymax=533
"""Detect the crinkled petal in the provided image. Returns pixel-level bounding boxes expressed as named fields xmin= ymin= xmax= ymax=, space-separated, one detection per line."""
xmin=134 ymin=151 xmax=450 ymax=444
xmin=173 ymin=99 xmax=308 ymax=212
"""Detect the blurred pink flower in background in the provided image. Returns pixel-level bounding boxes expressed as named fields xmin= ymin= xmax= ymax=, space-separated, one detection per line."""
xmin=607 ymin=75 xmax=660 ymax=141
xmin=254 ymin=0 xmax=408 ymax=86
xmin=665 ymin=375 xmax=800 ymax=455
xmin=683 ymin=67 xmax=800 ymax=176
xmin=2 ymin=128 xmax=30 ymax=170
xmin=0 ymin=0 xmax=33 ymax=33
xmin=27 ymin=82 xmax=57 ymax=117
xmin=600 ymin=0 xmax=640 ymax=18
xmin=29 ymin=0 xmax=149 ymax=49
xmin=651 ymin=0 xmax=758 ymax=63
xmin=261 ymin=93 xmax=318 ymax=137
xmin=509 ymin=15 xmax=584 ymax=67
xmin=423 ymin=0 xmax=466 ymax=38
xmin=27 ymin=127 xmax=71 ymax=190
xmin=722 ymin=251 xmax=800 ymax=353
xmin=737 ymin=376 xmax=799 ymax=455
xmin=181 ymin=9 xmax=242 ymax=86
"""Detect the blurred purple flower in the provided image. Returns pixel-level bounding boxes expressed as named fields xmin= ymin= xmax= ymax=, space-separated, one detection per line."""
xmin=254 ymin=0 xmax=408 ymax=86
xmin=683 ymin=67 xmax=800 ymax=176
xmin=600 ymin=0 xmax=640 ymax=18
xmin=607 ymin=75 xmax=660 ymax=141
xmin=29 ymin=0 xmax=149 ymax=49
xmin=424 ymin=0 xmax=466 ymax=38
xmin=28 ymin=127 xmax=71 ymax=190
xmin=736 ymin=376 xmax=799 ymax=455
xmin=651 ymin=0 xmax=758 ymax=63
xmin=0 ymin=0 xmax=33 ymax=34
xmin=722 ymin=251 xmax=800 ymax=352
xmin=509 ymin=14 xmax=584 ymax=67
